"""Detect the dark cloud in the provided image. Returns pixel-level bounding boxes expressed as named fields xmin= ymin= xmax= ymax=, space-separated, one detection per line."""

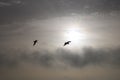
xmin=0 ymin=47 xmax=120 ymax=68
xmin=0 ymin=2 xmax=11 ymax=7
xmin=0 ymin=0 xmax=120 ymax=24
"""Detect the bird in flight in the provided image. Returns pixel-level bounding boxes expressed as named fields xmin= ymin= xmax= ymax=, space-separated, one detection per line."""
xmin=33 ymin=40 xmax=38 ymax=46
xmin=64 ymin=41 xmax=71 ymax=46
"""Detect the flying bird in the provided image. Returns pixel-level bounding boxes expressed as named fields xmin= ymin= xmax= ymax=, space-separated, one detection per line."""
xmin=33 ymin=40 xmax=38 ymax=46
xmin=64 ymin=41 xmax=71 ymax=46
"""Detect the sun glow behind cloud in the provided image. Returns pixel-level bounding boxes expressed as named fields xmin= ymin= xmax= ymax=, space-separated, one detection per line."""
xmin=63 ymin=23 xmax=88 ymax=48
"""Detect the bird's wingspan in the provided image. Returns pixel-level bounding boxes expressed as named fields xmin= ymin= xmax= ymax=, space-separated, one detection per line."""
xmin=63 ymin=41 xmax=71 ymax=46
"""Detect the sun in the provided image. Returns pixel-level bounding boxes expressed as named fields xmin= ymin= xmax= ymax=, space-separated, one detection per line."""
xmin=64 ymin=28 xmax=87 ymax=45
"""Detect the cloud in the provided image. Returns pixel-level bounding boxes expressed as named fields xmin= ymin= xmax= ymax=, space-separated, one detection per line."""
xmin=0 ymin=2 xmax=11 ymax=7
xmin=0 ymin=0 xmax=120 ymax=24
xmin=0 ymin=0 xmax=23 ymax=7
xmin=0 ymin=47 xmax=120 ymax=80
xmin=12 ymin=0 xmax=22 ymax=4
xmin=0 ymin=47 xmax=120 ymax=68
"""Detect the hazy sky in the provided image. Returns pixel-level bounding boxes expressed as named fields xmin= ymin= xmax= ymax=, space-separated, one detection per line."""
xmin=0 ymin=0 xmax=120 ymax=80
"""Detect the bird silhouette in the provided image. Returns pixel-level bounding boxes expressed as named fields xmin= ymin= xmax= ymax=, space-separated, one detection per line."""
xmin=64 ymin=41 xmax=71 ymax=46
xmin=33 ymin=40 xmax=38 ymax=46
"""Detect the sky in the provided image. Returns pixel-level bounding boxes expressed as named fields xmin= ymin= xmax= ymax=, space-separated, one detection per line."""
xmin=0 ymin=0 xmax=120 ymax=80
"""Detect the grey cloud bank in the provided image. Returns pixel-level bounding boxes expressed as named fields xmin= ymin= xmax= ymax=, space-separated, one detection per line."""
xmin=0 ymin=47 xmax=120 ymax=80
xmin=0 ymin=47 xmax=120 ymax=68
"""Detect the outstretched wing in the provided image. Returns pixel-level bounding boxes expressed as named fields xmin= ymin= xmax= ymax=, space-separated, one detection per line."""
xmin=68 ymin=41 xmax=71 ymax=43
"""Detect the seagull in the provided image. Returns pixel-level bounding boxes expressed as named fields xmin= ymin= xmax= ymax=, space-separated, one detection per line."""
xmin=64 ymin=41 xmax=71 ymax=46
xmin=33 ymin=40 xmax=38 ymax=46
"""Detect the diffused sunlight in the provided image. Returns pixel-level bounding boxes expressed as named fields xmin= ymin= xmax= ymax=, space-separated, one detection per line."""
xmin=64 ymin=26 xmax=87 ymax=47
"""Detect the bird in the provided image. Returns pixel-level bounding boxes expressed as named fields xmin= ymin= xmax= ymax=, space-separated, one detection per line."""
xmin=63 ymin=41 xmax=71 ymax=46
xmin=33 ymin=40 xmax=38 ymax=46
